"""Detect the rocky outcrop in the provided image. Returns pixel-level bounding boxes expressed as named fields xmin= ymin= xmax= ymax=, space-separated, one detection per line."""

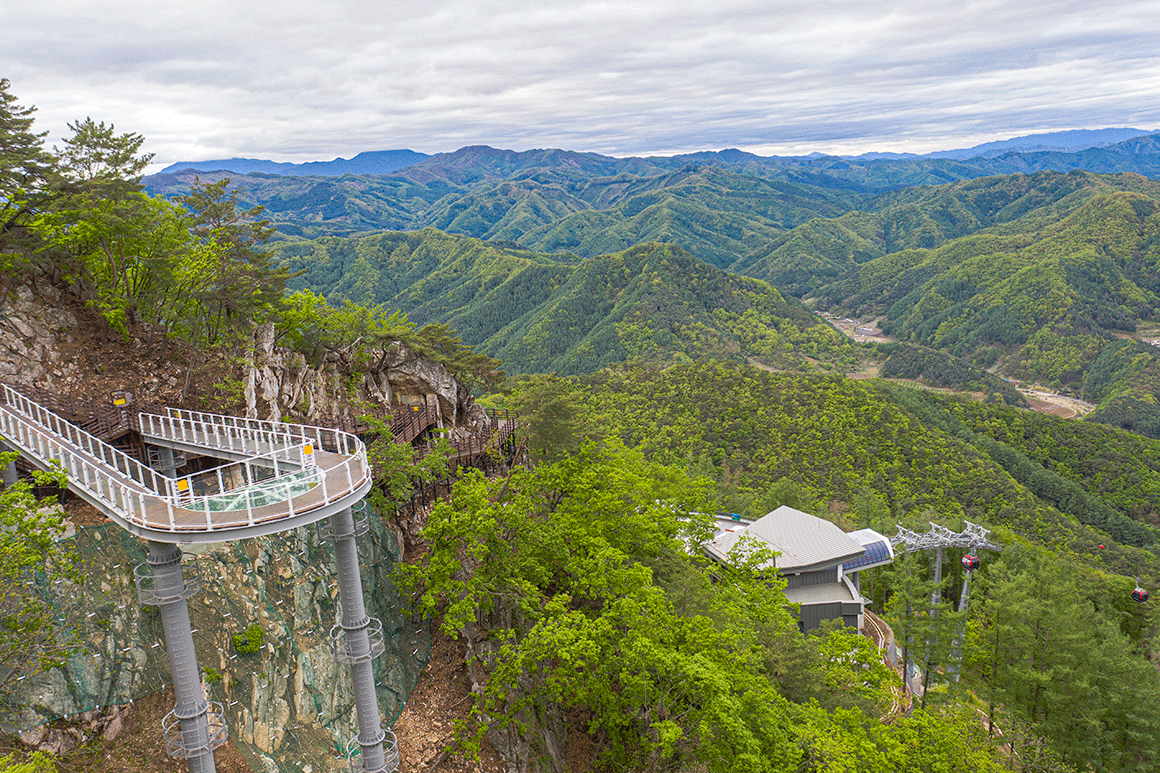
xmin=0 ymin=286 xmax=485 ymax=437
xmin=18 ymin=704 xmax=131 ymax=755
xmin=244 ymin=322 xmax=486 ymax=433
xmin=0 ymin=285 xmax=79 ymax=387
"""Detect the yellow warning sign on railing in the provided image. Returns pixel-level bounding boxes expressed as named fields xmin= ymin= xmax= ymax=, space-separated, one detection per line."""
xmin=304 ymin=444 xmax=313 ymax=456
xmin=177 ymin=479 xmax=189 ymax=491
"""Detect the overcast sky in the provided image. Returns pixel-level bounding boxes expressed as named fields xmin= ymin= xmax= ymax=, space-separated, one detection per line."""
xmin=4 ymin=0 xmax=1159 ymax=169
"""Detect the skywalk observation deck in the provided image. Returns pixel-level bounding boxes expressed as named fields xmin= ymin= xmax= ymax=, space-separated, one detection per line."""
xmin=0 ymin=383 xmax=372 ymax=543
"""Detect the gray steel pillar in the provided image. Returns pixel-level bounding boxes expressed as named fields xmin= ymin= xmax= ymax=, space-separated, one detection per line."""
xmin=923 ymin=540 xmax=941 ymax=654
xmin=156 ymin=447 xmax=178 ymax=475
xmin=329 ymin=506 xmax=388 ymax=772
xmin=147 ymin=542 xmax=218 ymax=773
xmin=948 ymin=570 xmax=973 ymax=682
xmin=929 ymin=545 xmax=944 ymax=611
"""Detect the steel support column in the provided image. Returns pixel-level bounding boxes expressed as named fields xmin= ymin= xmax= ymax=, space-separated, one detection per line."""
xmin=329 ymin=506 xmax=387 ymax=772
xmin=148 ymin=541 xmax=217 ymax=773
xmin=948 ymin=570 xmax=973 ymax=682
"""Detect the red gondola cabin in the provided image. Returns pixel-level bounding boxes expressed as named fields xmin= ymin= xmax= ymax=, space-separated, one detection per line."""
xmin=1133 ymin=587 xmax=1150 ymax=604
xmin=962 ymin=554 xmax=980 ymax=571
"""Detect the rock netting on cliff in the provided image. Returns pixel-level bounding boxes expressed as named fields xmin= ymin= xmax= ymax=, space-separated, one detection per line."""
xmin=5 ymin=508 xmax=428 ymax=773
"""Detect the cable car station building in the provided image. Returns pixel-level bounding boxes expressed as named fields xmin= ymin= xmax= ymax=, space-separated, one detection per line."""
xmin=704 ymin=505 xmax=894 ymax=631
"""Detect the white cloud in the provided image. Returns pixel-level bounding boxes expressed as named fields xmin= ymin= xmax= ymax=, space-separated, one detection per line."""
xmin=3 ymin=0 xmax=1158 ymax=166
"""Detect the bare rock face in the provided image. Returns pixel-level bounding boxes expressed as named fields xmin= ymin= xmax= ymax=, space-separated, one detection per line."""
xmin=17 ymin=704 xmax=131 ymax=755
xmin=0 ymin=285 xmax=79 ymax=387
xmin=245 ymin=323 xmax=486 ymax=431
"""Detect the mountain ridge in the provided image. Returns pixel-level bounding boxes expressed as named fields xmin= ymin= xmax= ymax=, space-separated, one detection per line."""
xmin=159 ymin=128 xmax=1157 ymax=178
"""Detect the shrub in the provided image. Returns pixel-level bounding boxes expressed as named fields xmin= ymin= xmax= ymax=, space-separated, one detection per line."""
xmin=232 ymin=623 xmax=264 ymax=655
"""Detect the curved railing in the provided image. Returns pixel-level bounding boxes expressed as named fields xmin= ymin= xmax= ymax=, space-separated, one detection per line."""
xmin=0 ymin=384 xmax=371 ymax=539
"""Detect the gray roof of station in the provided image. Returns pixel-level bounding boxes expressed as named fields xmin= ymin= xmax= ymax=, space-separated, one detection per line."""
xmin=705 ymin=505 xmax=866 ymax=573
xmin=784 ymin=582 xmax=858 ymax=606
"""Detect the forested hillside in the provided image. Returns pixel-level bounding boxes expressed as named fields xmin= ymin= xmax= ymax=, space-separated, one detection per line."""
xmin=489 ymin=359 xmax=1160 ymax=771
xmin=244 ymin=161 xmax=1160 ymax=437
xmin=276 ymin=232 xmax=861 ymax=375
xmin=806 ymin=180 xmax=1160 ymax=434
xmin=550 ymin=361 xmax=1158 ymax=564
xmin=734 ymin=170 xmax=1160 ymax=292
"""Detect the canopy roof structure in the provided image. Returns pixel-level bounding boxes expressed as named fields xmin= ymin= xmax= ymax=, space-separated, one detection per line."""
xmin=704 ymin=505 xmax=867 ymax=573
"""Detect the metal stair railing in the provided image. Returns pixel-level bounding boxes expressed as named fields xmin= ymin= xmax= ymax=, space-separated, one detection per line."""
xmin=1 ymin=383 xmax=164 ymax=525
xmin=389 ymin=404 xmax=440 ymax=445
xmin=163 ymin=702 xmax=227 ymax=759
xmin=347 ymin=729 xmax=400 ymax=773
xmin=141 ymin=410 xmax=309 ymax=456
xmin=0 ymin=384 xmax=371 ymax=538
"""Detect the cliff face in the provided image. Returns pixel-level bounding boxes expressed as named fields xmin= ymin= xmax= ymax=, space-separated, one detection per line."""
xmin=0 ymin=285 xmax=81 ymax=387
xmin=8 ymin=514 xmax=427 ymax=773
xmin=244 ymin=322 xmax=487 ymax=434
xmin=0 ymin=284 xmax=485 ymax=433
xmin=0 ymin=285 xmax=487 ymax=771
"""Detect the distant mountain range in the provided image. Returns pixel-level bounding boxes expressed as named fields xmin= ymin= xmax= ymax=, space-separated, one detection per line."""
xmin=852 ymin=127 xmax=1156 ymax=160
xmin=159 ymin=149 xmax=429 ymax=176
xmin=160 ymin=128 xmax=1157 ymax=177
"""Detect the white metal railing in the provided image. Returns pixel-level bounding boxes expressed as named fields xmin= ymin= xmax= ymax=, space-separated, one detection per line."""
xmin=143 ymin=408 xmax=359 ymax=458
xmin=0 ymin=384 xmax=370 ymax=537
xmin=167 ymin=439 xmax=317 ymax=504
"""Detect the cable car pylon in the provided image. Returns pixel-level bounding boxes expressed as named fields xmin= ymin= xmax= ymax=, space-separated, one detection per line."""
xmin=890 ymin=521 xmax=1002 ymax=685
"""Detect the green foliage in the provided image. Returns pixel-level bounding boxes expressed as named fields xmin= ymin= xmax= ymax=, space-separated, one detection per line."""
xmin=0 ymin=455 xmax=78 ymax=704
xmin=794 ymin=705 xmax=1009 ymax=773
xmin=947 ymin=395 xmax=1160 ymax=527
xmin=880 ymin=382 xmax=1160 ymax=551
xmin=967 ymin=553 xmax=1160 ymax=771
xmin=751 ymin=476 xmax=820 ymax=519
xmin=402 ymin=442 xmax=813 ymax=770
xmin=403 ymin=440 xmax=1022 ymax=771
xmin=877 ymin=341 xmax=1027 ymax=406
xmin=1082 ymin=339 xmax=1160 ymax=438
xmin=561 ymin=359 xmax=1160 ymax=585
xmin=277 ymin=289 xmax=415 ymax=367
xmin=360 ymin=412 xmax=453 ymax=516
xmin=203 ymin=666 xmax=222 ymax=684
xmin=34 ymin=192 xmax=194 ymax=335
xmin=0 ymin=752 xmax=56 ymax=773
xmin=503 ymin=373 xmax=593 ymax=464
xmin=232 ymin=622 xmax=265 ymax=655
xmin=811 ymin=621 xmax=900 ymax=715
xmin=177 ymin=176 xmax=288 ymax=346
xmin=578 ymin=361 xmax=1028 ymax=523
xmin=412 ymin=322 xmax=505 ymax=392
xmin=0 ymin=79 xmax=60 ymax=268
xmin=822 ymin=181 xmax=1160 ymax=406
